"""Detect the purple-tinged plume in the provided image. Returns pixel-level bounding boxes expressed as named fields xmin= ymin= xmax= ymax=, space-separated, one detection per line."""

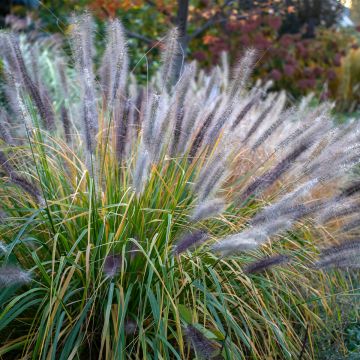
xmin=71 ymin=13 xmax=98 ymax=153
xmin=0 ymin=111 xmax=15 ymax=146
xmin=314 ymin=240 xmax=360 ymax=270
xmin=133 ymin=145 xmax=151 ymax=195
xmin=0 ymin=241 xmax=7 ymax=254
xmin=124 ymin=318 xmax=138 ymax=335
xmin=173 ymin=230 xmax=208 ymax=255
xmin=184 ymin=324 xmax=218 ymax=360
xmin=104 ymin=254 xmax=122 ymax=278
xmin=237 ymin=142 xmax=310 ymax=204
xmin=101 ymin=18 xmax=128 ymax=108
xmin=212 ymin=232 xmax=259 ymax=255
xmin=0 ymin=150 xmax=43 ymax=204
xmin=160 ymin=28 xmax=180 ymax=91
xmin=0 ymin=265 xmax=31 ymax=287
xmin=0 ymin=150 xmax=13 ymax=173
xmin=6 ymin=34 xmax=56 ymax=131
xmin=339 ymin=180 xmax=360 ymax=198
xmin=191 ymin=198 xmax=226 ymax=223
xmin=341 ymin=218 xmax=360 ymax=233
xmin=60 ymin=105 xmax=71 ymax=144
xmin=228 ymin=48 xmax=257 ymax=98
xmin=244 ymin=254 xmax=290 ymax=274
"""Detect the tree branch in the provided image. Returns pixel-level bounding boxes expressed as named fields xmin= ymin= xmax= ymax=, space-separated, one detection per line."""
xmin=124 ymin=30 xmax=153 ymax=45
xmin=145 ymin=0 xmax=175 ymax=21
xmin=187 ymin=0 xmax=235 ymax=40
xmin=188 ymin=17 xmax=227 ymax=40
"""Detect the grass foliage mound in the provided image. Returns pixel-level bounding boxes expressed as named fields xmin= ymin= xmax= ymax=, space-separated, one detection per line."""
xmin=0 ymin=14 xmax=360 ymax=359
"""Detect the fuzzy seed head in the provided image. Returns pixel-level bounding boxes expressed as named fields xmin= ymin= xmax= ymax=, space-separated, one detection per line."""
xmin=0 ymin=265 xmax=31 ymax=287
xmin=104 ymin=254 xmax=122 ymax=278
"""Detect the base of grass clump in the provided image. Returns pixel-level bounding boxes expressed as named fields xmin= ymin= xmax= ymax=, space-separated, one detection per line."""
xmin=313 ymin=271 xmax=360 ymax=359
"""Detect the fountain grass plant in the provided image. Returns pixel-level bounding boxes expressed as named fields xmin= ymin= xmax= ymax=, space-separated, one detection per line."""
xmin=0 ymin=14 xmax=360 ymax=359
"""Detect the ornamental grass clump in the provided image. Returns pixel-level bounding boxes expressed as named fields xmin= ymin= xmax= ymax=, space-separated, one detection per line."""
xmin=0 ymin=14 xmax=360 ymax=359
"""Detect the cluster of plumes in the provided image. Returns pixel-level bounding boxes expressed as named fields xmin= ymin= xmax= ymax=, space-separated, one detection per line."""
xmin=0 ymin=13 xmax=360 ymax=271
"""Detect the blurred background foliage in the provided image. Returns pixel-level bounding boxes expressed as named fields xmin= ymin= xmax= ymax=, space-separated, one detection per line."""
xmin=1 ymin=1 xmax=360 ymax=112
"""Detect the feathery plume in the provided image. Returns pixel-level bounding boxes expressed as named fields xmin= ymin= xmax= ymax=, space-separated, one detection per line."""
xmin=5 ymin=34 xmax=56 ymax=131
xmin=341 ymin=218 xmax=360 ymax=233
xmin=339 ymin=180 xmax=360 ymax=198
xmin=142 ymin=93 xmax=160 ymax=152
xmin=0 ymin=150 xmax=13 ymax=174
xmin=251 ymin=107 xmax=294 ymax=150
xmin=231 ymin=95 xmax=259 ymax=130
xmin=0 ymin=241 xmax=7 ymax=254
xmin=60 ymin=105 xmax=71 ymax=144
xmin=255 ymin=217 xmax=294 ymax=243
xmin=205 ymin=103 xmax=233 ymax=146
xmin=244 ymin=254 xmax=290 ymax=274
xmin=104 ymin=254 xmax=122 ymax=278
xmin=274 ymin=109 xmax=322 ymax=151
xmin=170 ymin=65 xmax=195 ymax=155
xmin=177 ymin=100 xmax=201 ymax=155
xmin=10 ymin=175 xmax=43 ymax=204
xmin=0 ymin=112 xmax=15 ymax=146
xmin=124 ymin=318 xmax=138 ymax=335
xmin=160 ymin=28 xmax=180 ymax=91
xmin=238 ymin=142 xmax=310 ymax=204
xmin=184 ymin=325 xmax=218 ymax=360
xmin=0 ymin=151 xmax=43 ymax=203
xmin=191 ymin=198 xmax=226 ymax=222
xmin=327 ymin=257 xmax=360 ymax=269
xmin=320 ymin=239 xmax=360 ymax=257
xmin=228 ymin=49 xmax=257 ymax=98
xmin=204 ymin=67 xmax=221 ymax=100
xmin=212 ymin=232 xmax=259 ymax=255
xmin=115 ymin=99 xmax=130 ymax=162
xmin=29 ymin=44 xmax=41 ymax=88
xmin=173 ymin=230 xmax=208 ymax=255
xmin=252 ymin=202 xmax=321 ymax=227
xmin=307 ymin=149 xmax=360 ymax=181
xmin=0 ymin=265 xmax=31 ymax=287
xmin=314 ymin=240 xmax=360 ymax=269
xmin=198 ymin=162 xmax=227 ymax=202
xmin=244 ymin=92 xmax=285 ymax=144
xmin=316 ymin=201 xmax=360 ymax=224
xmin=125 ymin=100 xmax=141 ymax=158
xmin=0 ymin=122 xmax=13 ymax=145
xmin=132 ymin=87 xmax=144 ymax=131
xmin=101 ymin=18 xmax=128 ymax=108
xmin=0 ymin=210 xmax=6 ymax=221
xmin=220 ymin=52 xmax=230 ymax=88
xmin=250 ymin=179 xmax=320 ymax=225
xmin=188 ymin=99 xmax=220 ymax=159
xmin=170 ymin=107 xmax=185 ymax=156
xmin=12 ymin=79 xmax=34 ymax=127
xmin=133 ymin=145 xmax=151 ymax=195
xmin=57 ymin=60 xmax=72 ymax=143
xmin=71 ymin=13 xmax=98 ymax=153
xmin=213 ymin=216 xmax=294 ymax=255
